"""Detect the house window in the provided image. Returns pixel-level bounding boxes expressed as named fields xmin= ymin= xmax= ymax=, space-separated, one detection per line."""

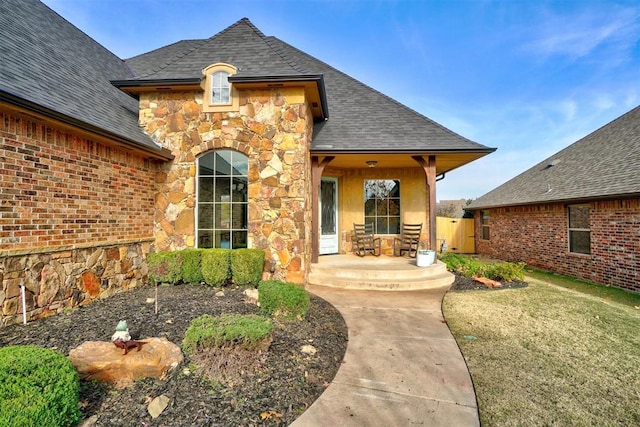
xmin=568 ymin=205 xmax=590 ymax=254
xmin=481 ymin=211 xmax=490 ymax=240
xmin=201 ymin=63 xmax=239 ymax=113
xmin=210 ymin=71 xmax=230 ymax=104
xmin=364 ymin=179 xmax=400 ymax=234
xmin=197 ymin=150 xmax=248 ymax=249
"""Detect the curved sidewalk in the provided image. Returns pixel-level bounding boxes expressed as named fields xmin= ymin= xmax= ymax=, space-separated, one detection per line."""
xmin=291 ymin=285 xmax=479 ymax=427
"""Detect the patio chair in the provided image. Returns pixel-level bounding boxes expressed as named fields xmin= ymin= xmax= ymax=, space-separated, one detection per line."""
xmin=393 ymin=223 xmax=422 ymax=258
xmin=353 ymin=223 xmax=381 ymax=257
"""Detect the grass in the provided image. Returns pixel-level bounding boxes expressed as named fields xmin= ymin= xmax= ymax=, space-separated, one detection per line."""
xmin=443 ymin=267 xmax=640 ymax=426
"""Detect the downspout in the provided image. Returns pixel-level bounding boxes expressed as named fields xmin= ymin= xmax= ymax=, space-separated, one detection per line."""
xmin=436 ymin=173 xmax=445 ymax=182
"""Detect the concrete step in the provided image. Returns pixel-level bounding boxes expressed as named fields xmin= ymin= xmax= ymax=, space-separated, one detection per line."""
xmin=308 ymin=257 xmax=455 ymax=291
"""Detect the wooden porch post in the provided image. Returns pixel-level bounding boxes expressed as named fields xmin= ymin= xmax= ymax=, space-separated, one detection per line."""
xmin=412 ymin=155 xmax=437 ymax=251
xmin=311 ymin=156 xmax=334 ymax=263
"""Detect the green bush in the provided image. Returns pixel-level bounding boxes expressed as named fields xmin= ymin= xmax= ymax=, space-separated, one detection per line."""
xmin=201 ymin=248 xmax=231 ymax=286
xmin=258 ymin=280 xmax=310 ymax=321
xmin=231 ymin=248 xmax=265 ymax=287
xmin=0 ymin=345 xmax=80 ymax=427
xmin=440 ymin=253 xmax=525 ymax=282
xmin=181 ymin=248 xmax=205 ymax=284
xmin=147 ymin=251 xmax=183 ymax=284
xmin=182 ymin=314 xmax=273 ymax=354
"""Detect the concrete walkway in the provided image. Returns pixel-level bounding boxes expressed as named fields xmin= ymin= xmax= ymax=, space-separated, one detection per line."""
xmin=291 ymin=285 xmax=479 ymax=427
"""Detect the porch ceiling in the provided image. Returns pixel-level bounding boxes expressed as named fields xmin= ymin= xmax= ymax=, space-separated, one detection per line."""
xmin=312 ymin=152 xmax=489 ymax=174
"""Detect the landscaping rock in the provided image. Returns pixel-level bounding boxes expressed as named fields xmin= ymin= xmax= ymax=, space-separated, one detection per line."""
xmin=69 ymin=337 xmax=183 ymax=387
xmin=473 ymin=276 xmax=502 ymax=289
xmin=148 ymin=394 xmax=171 ymax=419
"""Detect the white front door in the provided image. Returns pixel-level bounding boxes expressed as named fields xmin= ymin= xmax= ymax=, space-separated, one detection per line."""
xmin=319 ymin=177 xmax=339 ymax=254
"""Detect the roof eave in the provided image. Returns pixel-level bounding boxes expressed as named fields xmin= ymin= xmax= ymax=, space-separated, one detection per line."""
xmin=0 ymin=89 xmax=174 ymax=161
xmin=468 ymin=192 xmax=640 ymax=210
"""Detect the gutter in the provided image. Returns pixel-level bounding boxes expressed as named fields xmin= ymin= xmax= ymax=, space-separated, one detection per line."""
xmin=0 ymin=90 xmax=174 ymax=161
xmin=467 ymin=192 xmax=640 ymax=211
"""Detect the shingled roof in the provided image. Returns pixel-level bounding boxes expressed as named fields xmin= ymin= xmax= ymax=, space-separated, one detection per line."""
xmin=469 ymin=105 xmax=640 ymax=209
xmin=124 ymin=18 xmax=494 ymax=155
xmin=0 ymin=0 xmax=171 ymax=159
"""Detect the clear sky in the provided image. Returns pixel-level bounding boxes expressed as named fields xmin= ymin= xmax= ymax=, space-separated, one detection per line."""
xmin=42 ymin=0 xmax=640 ymax=202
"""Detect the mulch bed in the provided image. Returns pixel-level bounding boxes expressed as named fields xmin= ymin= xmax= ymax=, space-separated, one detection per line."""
xmin=0 ymin=274 xmax=525 ymax=426
xmin=448 ymin=273 xmax=528 ymax=292
xmin=0 ymin=284 xmax=348 ymax=426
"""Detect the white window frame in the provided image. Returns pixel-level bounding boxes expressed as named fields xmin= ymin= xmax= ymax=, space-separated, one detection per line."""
xmin=201 ymin=63 xmax=239 ymax=113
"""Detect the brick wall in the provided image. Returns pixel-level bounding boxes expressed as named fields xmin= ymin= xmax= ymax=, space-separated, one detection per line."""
xmin=0 ymin=111 xmax=161 ymax=326
xmin=0 ymin=112 xmax=159 ymax=249
xmin=474 ymin=198 xmax=640 ymax=293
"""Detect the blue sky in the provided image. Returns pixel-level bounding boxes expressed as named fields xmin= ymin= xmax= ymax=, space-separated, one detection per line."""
xmin=42 ymin=0 xmax=640 ymax=202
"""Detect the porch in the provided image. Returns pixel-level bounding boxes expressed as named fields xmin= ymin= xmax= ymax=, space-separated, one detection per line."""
xmin=308 ymin=254 xmax=454 ymax=291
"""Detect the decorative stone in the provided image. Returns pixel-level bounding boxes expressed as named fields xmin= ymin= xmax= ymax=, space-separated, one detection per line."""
xmin=301 ymin=345 xmax=317 ymax=355
xmin=148 ymin=394 xmax=171 ymax=419
xmin=69 ymin=337 xmax=183 ymax=387
xmin=243 ymin=288 xmax=259 ymax=305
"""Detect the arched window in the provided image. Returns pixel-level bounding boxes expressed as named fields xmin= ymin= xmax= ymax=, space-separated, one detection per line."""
xmin=196 ymin=150 xmax=248 ymax=249
xmin=201 ymin=63 xmax=239 ymax=112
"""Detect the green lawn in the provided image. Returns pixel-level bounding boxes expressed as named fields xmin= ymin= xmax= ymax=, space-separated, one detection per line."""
xmin=443 ymin=273 xmax=640 ymax=426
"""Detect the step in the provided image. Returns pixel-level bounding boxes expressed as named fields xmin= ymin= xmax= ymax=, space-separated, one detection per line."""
xmin=308 ymin=257 xmax=455 ymax=291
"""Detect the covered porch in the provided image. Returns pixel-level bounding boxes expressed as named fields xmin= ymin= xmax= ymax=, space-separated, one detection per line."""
xmin=310 ymin=151 xmax=489 ymax=263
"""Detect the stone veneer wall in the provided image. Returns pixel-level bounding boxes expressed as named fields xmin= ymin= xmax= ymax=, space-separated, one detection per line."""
xmin=474 ymin=198 xmax=640 ymax=293
xmin=139 ymin=88 xmax=313 ymax=284
xmin=1 ymin=240 xmax=151 ymax=326
xmin=0 ymin=111 xmax=160 ymax=326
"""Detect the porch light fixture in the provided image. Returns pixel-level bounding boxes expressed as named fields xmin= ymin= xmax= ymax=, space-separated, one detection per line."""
xmin=366 ymin=160 xmax=378 ymax=168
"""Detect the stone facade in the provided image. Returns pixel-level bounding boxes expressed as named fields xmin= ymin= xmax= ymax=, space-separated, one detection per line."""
xmin=474 ymin=198 xmax=640 ymax=293
xmin=0 ymin=111 xmax=160 ymax=327
xmin=1 ymin=240 xmax=151 ymax=326
xmin=140 ymin=88 xmax=313 ymax=284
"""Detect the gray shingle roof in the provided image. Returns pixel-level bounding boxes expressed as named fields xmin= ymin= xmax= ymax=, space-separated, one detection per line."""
xmin=125 ymin=18 xmax=494 ymax=154
xmin=0 ymin=0 xmax=169 ymax=157
xmin=469 ymin=105 xmax=640 ymax=209
xmin=125 ymin=19 xmax=303 ymax=80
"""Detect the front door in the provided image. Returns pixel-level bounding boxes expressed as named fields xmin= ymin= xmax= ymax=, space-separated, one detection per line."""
xmin=319 ymin=177 xmax=339 ymax=254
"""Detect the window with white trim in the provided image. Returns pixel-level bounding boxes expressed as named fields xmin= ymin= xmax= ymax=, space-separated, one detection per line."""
xmin=364 ymin=179 xmax=401 ymax=234
xmin=197 ymin=150 xmax=248 ymax=249
xmin=568 ymin=205 xmax=590 ymax=254
xmin=201 ymin=63 xmax=239 ymax=112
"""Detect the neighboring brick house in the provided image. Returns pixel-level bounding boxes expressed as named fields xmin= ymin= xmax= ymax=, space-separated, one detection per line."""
xmin=468 ymin=106 xmax=640 ymax=293
xmin=1 ymin=0 xmax=494 ymax=325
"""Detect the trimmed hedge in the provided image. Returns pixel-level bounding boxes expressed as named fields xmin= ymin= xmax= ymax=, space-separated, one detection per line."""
xmin=0 ymin=345 xmax=80 ymax=427
xmin=258 ymin=280 xmax=310 ymax=321
xmin=181 ymin=248 xmax=205 ymax=284
xmin=182 ymin=313 xmax=273 ymax=354
xmin=231 ymin=248 xmax=265 ymax=287
xmin=201 ymin=248 xmax=231 ymax=287
xmin=440 ymin=253 xmax=525 ymax=282
xmin=147 ymin=251 xmax=183 ymax=284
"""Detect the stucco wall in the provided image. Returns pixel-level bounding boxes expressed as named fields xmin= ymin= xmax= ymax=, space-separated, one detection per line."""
xmin=139 ymin=88 xmax=313 ymax=284
xmin=474 ymin=198 xmax=640 ymax=293
xmin=325 ymin=167 xmax=429 ymax=254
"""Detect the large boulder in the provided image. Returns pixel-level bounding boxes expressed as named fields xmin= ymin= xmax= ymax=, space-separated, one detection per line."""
xmin=69 ymin=337 xmax=183 ymax=387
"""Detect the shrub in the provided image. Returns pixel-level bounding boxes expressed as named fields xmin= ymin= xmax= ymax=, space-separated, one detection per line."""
xmin=147 ymin=251 xmax=183 ymax=284
xmin=181 ymin=249 xmax=205 ymax=284
xmin=201 ymin=249 xmax=231 ymax=286
xmin=231 ymin=248 xmax=265 ymax=287
xmin=182 ymin=314 xmax=273 ymax=354
xmin=258 ymin=280 xmax=310 ymax=321
xmin=0 ymin=345 xmax=80 ymax=427
xmin=440 ymin=253 xmax=525 ymax=282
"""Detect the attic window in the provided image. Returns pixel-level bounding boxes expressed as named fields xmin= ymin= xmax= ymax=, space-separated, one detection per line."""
xmin=202 ymin=63 xmax=239 ymax=113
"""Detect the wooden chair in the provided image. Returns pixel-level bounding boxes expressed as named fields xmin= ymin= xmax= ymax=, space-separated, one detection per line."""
xmin=353 ymin=223 xmax=381 ymax=257
xmin=393 ymin=223 xmax=422 ymax=258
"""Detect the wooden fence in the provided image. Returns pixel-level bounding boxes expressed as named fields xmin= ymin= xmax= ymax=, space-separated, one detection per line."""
xmin=436 ymin=217 xmax=475 ymax=253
